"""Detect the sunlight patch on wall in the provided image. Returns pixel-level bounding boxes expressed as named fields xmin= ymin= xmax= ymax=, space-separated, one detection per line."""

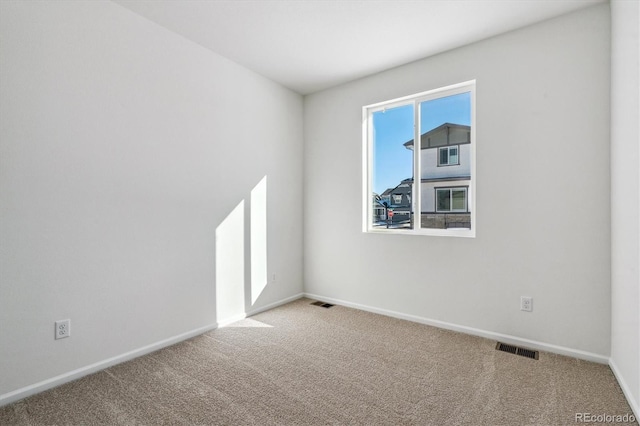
xmin=250 ymin=176 xmax=268 ymax=305
xmin=215 ymin=200 xmax=245 ymax=323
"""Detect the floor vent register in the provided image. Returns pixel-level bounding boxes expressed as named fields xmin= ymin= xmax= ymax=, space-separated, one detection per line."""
xmin=495 ymin=342 xmax=539 ymax=360
xmin=311 ymin=301 xmax=335 ymax=308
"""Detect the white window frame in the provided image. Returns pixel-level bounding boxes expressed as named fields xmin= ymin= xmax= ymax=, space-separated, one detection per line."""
xmin=362 ymin=80 xmax=476 ymax=238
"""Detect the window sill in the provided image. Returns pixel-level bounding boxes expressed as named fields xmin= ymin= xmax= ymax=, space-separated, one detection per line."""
xmin=365 ymin=228 xmax=475 ymax=238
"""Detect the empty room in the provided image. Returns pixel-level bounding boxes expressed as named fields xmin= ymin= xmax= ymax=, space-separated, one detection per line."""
xmin=1 ymin=0 xmax=638 ymax=424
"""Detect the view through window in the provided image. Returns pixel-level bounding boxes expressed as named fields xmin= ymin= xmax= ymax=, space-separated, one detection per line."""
xmin=364 ymin=81 xmax=475 ymax=236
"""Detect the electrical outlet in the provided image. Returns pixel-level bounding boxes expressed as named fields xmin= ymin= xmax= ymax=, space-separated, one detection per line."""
xmin=520 ymin=297 xmax=533 ymax=312
xmin=55 ymin=319 xmax=70 ymax=339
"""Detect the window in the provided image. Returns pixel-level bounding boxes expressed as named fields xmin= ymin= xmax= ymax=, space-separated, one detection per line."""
xmin=438 ymin=146 xmax=459 ymax=166
xmin=363 ymin=80 xmax=475 ymax=237
xmin=436 ymin=187 xmax=467 ymax=212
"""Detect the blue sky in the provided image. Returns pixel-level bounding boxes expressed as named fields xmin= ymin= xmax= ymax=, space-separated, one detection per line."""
xmin=372 ymin=92 xmax=471 ymax=195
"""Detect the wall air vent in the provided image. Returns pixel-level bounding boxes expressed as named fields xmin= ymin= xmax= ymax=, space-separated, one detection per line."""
xmin=495 ymin=342 xmax=539 ymax=360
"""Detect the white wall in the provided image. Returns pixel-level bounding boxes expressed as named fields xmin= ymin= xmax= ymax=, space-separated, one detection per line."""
xmin=0 ymin=0 xmax=303 ymax=400
xmin=304 ymin=5 xmax=611 ymax=357
xmin=610 ymin=0 xmax=640 ymax=414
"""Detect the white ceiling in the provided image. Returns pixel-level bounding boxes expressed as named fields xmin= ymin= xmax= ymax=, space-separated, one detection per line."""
xmin=112 ymin=0 xmax=605 ymax=94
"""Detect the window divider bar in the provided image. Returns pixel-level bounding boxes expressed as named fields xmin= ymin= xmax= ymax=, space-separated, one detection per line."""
xmin=362 ymin=107 xmax=370 ymax=232
xmin=413 ymin=100 xmax=421 ymax=231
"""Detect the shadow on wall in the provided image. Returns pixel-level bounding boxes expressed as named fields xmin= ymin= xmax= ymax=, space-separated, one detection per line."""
xmin=215 ymin=176 xmax=271 ymax=326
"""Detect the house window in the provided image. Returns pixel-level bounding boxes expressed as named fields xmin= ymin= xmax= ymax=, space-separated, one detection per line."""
xmin=438 ymin=146 xmax=459 ymax=166
xmin=363 ymin=80 xmax=475 ymax=237
xmin=436 ymin=188 xmax=467 ymax=212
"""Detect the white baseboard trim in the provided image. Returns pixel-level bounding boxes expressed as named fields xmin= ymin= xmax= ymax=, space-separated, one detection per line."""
xmin=0 ymin=322 xmax=217 ymax=408
xmin=4 ymin=292 xmax=623 ymax=412
xmin=247 ymin=293 xmax=305 ymax=316
xmin=609 ymin=358 xmax=640 ymax=419
xmin=216 ymin=293 xmax=304 ymax=327
xmin=303 ymin=292 xmax=609 ymax=364
xmin=0 ymin=292 xmax=304 ymax=408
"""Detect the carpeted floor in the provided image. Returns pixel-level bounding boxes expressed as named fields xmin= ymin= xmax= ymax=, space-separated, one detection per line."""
xmin=0 ymin=298 xmax=636 ymax=425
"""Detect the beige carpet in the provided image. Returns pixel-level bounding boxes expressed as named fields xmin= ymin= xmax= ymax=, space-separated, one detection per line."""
xmin=0 ymin=298 xmax=636 ymax=425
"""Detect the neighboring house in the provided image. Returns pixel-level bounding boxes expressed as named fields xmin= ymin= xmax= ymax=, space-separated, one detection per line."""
xmin=381 ymin=184 xmax=411 ymax=208
xmin=378 ymin=188 xmax=391 ymax=206
xmin=375 ymin=182 xmax=412 ymax=224
xmin=372 ymin=193 xmax=386 ymax=222
xmin=404 ymin=123 xmax=471 ymax=229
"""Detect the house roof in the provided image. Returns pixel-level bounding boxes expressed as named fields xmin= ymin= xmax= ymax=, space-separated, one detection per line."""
xmin=383 ymin=182 xmax=412 ymax=196
xmin=403 ymin=123 xmax=470 ymax=150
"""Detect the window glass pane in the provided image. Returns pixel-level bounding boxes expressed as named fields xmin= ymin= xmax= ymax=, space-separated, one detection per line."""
xmin=439 ymin=148 xmax=448 ymax=165
xmin=436 ymin=189 xmax=450 ymax=211
xmin=371 ymin=103 xmax=414 ymax=230
xmin=452 ymin=189 xmax=466 ymax=210
xmin=449 ymin=147 xmax=458 ymax=164
xmin=419 ymin=92 xmax=471 ymax=229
